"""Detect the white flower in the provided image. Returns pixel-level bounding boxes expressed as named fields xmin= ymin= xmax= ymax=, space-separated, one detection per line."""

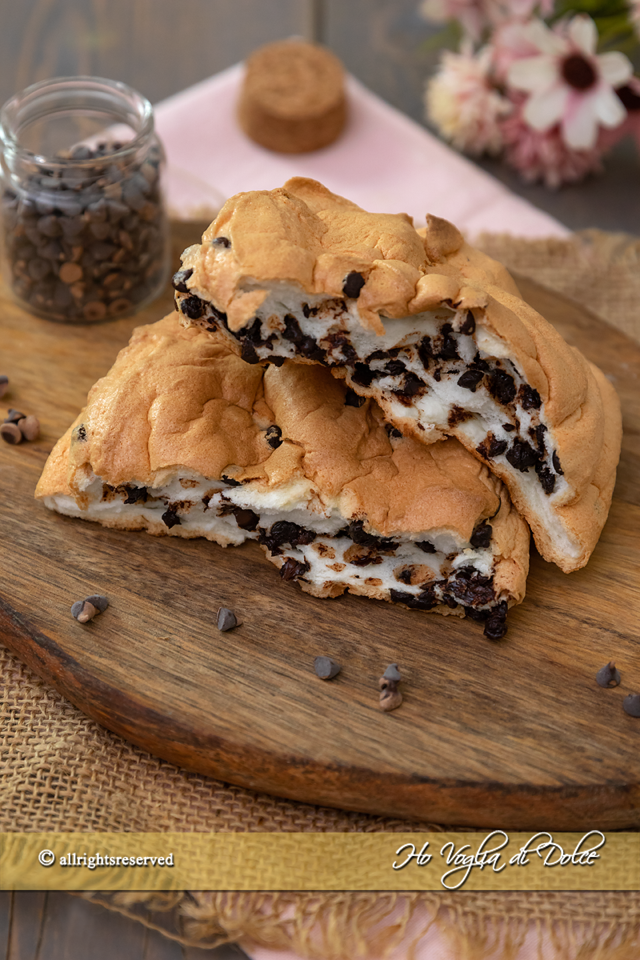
xmin=426 ymin=45 xmax=511 ymax=155
xmin=507 ymin=15 xmax=633 ymax=150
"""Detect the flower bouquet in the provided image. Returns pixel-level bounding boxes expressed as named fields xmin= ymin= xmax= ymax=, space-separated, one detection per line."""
xmin=421 ymin=1 xmax=640 ymax=186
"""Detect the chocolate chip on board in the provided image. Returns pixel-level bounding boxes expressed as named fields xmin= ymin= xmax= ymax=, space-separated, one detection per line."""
xmin=622 ymin=694 xmax=640 ymax=718
xmin=379 ymin=669 xmax=403 ymax=712
xmin=71 ymin=594 xmax=108 ymax=623
xmin=314 ymin=656 xmax=341 ymax=680
xmin=595 ymin=661 xmax=621 ymax=687
xmin=18 ymin=415 xmax=40 ymax=441
xmin=217 ymin=607 xmax=238 ymax=632
xmin=1 ymin=422 xmax=22 ymax=444
xmin=0 ymin=375 xmax=8 ymax=398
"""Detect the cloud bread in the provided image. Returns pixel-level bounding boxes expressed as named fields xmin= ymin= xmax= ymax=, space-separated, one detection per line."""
xmin=172 ymin=178 xmax=621 ymax=572
xmin=36 ymin=313 xmax=529 ymax=638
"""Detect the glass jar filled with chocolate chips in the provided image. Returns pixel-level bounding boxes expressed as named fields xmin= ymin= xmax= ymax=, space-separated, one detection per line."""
xmin=0 ymin=76 xmax=169 ymax=322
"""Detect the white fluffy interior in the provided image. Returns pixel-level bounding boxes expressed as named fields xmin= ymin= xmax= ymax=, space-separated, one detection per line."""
xmin=190 ymin=279 xmax=579 ymax=561
xmin=44 ymin=467 xmax=499 ymax=605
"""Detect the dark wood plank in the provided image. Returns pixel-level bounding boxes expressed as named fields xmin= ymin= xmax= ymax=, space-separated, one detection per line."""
xmin=5 ymin=891 xmax=46 ymax=960
xmin=30 ymin=893 xmax=146 ymax=960
xmin=0 ymin=892 xmax=12 ymax=960
xmin=0 ymin=221 xmax=639 ymax=830
xmin=0 ymin=0 xmax=308 ymax=108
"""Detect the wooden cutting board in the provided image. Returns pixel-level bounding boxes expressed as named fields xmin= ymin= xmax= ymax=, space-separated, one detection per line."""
xmin=1 ymin=222 xmax=639 ymax=830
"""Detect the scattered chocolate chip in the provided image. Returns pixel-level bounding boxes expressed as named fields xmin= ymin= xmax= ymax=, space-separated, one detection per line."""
xmin=535 ymin=464 xmax=556 ymax=495
xmin=552 ymin=451 xmax=563 ymax=475
xmin=123 ymin=485 xmax=147 ymax=504
xmin=279 ymin=557 xmax=310 ymax=581
xmin=265 ymin=425 xmax=283 ymax=449
xmin=502 ymin=423 xmax=515 ymax=432
xmin=477 ymin=435 xmax=508 ymax=459
xmin=623 ymin=694 xmax=640 ymax=718
xmin=417 ymin=337 xmax=433 ymax=369
xmin=383 ymin=663 xmax=401 ymax=682
xmin=457 ymin=369 xmax=484 ymax=392
xmin=520 ymin=384 xmax=542 ymax=410
xmin=241 ymin=341 xmax=260 ymax=364
xmin=385 ymin=424 xmax=402 ymax=439
xmin=71 ymin=594 xmax=108 ymax=623
xmin=488 ymin=369 xmax=517 ymax=405
xmin=314 ymin=656 xmax=341 ymax=680
xmin=470 ymin=523 xmax=492 ymax=549
xmin=394 ymin=372 xmax=424 ymax=398
xmin=217 ymin=607 xmax=238 ymax=632
xmin=345 ymin=388 xmax=365 ymax=407
xmin=460 ymin=312 xmax=476 ymax=335
xmin=482 ymin=599 xmax=508 ymax=640
xmin=351 ymin=363 xmax=380 ymax=388
xmin=416 ymin=540 xmax=436 ymax=553
xmin=212 ymin=236 xmax=231 ymax=248
xmin=506 ymin=439 xmax=539 ymax=472
xmin=259 ymin=520 xmax=316 ymax=555
xmin=171 ymin=268 xmax=193 ymax=292
xmin=348 ymin=521 xmax=398 ymax=551
xmin=379 ymin=669 xmax=403 ymax=712
xmin=530 ymin=423 xmax=547 ymax=452
xmin=4 ymin=408 xmax=25 ymax=423
xmin=234 ymin=508 xmax=259 ymax=531
xmin=342 ymin=271 xmax=365 ymax=299
xmin=596 ymin=661 xmax=621 ymax=688
xmin=448 ymin=405 xmax=471 ymax=427
xmin=161 ymin=507 xmax=181 ymax=528
xmin=85 ymin=594 xmax=109 ymax=612
xmin=18 ymin=415 xmax=39 ymax=441
xmin=1 ymin=422 xmax=22 ymax=444
xmin=180 ymin=295 xmax=204 ymax=319
xmin=0 ymin=375 xmax=8 ymax=398
xmin=385 ymin=359 xmax=406 ymax=376
xmin=436 ymin=323 xmax=459 ymax=361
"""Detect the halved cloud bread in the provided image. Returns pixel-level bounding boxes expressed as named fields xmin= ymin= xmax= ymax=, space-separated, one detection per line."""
xmin=173 ymin=177 xmax=622 ymax=573
xmin=36 ymin=313 xmax=530 ymax=638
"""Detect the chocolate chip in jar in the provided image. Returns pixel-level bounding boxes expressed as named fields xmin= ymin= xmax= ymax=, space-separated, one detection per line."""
xmin=0 ymin=77 xmax=170 ymax=323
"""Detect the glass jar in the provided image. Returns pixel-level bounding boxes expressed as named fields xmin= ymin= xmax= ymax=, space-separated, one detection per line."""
xmin=0 ymin=76 xmax=170 ymax=322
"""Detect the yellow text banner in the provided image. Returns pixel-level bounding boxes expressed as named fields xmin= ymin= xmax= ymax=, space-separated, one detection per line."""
xmin=1 ymin=831 xmax=637 ymax=891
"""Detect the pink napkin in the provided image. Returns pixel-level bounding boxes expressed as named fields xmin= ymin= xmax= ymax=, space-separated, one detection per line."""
xmin=154 ymin=63 xmax=569 ymax=239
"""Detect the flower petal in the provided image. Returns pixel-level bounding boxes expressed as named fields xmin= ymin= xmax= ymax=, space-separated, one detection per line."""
xmin=523 ymin=85 xmax=569 ymax=131
xmin=598 ymin=51 xmax=633 ymax=88
xmin=525 ymin=18 xmax=567 ymax=56
xmin=593 ymin=85 xmax=627 ymax=128
xmin=562 ymin=94 xmax=598 ymax=149
xmin=568 ymin=15 xmax=597 ymax=55
xmin=508 ymin=55 xmax=558 ymax=93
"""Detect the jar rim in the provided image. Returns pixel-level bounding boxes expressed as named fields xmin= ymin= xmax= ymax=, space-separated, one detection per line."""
xmin=0 ymin=75 xmax=155 ymax=166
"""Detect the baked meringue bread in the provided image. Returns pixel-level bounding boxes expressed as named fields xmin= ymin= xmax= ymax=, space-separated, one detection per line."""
xmin=173 ymin=177 xmax=622 ymax=573
xmin=36 ymin=313 xmax=529 ymax=638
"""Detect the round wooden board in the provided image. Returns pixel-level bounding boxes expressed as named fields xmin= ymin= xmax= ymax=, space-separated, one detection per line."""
xmin=1 ymin=222 xmax=639 ymax=830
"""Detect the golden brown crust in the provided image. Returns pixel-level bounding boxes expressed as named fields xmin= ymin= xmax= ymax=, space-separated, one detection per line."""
xmin=238 ymin=41 xmax=346 ymax=153
xmin=36 ymin=313 xmax=529 ymax=607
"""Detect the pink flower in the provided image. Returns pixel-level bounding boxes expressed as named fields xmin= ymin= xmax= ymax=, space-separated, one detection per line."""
xmin=425 ymin=45 xmax=511 ymax=155
xmin=507 ymin=15 xmax=633 ymax=150
xmin=491 ymin=18 xmax=552 ymax=83
xmin=419 ymin=2 xmax=556 ymax=41
xmin=501 ymin=95 xmax=604 ymax=187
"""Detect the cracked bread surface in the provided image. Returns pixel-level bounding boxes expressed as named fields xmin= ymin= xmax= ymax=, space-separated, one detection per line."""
xmin=173 ymin=179 xmax=621 ymax=572
xmin=36 ymin=313 xmax=529 ymax=628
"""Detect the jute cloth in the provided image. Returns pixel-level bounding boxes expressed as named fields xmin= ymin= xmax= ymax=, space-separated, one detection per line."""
xmin=1 ymin=229 xmax=638 ymax=957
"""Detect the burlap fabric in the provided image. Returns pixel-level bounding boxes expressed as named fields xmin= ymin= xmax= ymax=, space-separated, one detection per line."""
xmin=1 ymin=229 xmax=639 ymax=958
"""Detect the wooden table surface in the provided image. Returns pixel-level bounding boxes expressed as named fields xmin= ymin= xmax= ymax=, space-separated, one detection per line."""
xmin=1 ymin=3 xmax=638 ymax=958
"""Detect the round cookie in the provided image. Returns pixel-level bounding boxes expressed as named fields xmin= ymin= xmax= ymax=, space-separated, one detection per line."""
xmin=238 ymin=40 xmax=347 ymax=153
